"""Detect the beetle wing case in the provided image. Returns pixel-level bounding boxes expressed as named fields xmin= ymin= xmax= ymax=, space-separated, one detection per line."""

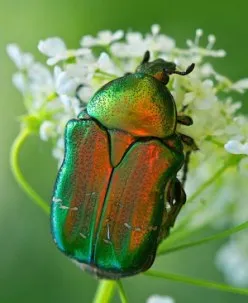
xmin=51 ymin=117 xmax=184 ymax=279
xmin=51 ymin=118 xmax=112 ymax=263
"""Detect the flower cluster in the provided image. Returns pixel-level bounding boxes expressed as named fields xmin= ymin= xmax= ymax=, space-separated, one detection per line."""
xmin=7 ymin=25 xmax=248 ymax=297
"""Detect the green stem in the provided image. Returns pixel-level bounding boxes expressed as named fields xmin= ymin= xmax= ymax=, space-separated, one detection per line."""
xmin=93 ymin=280 xmax=116 ymax=303
xmin=117 ymin=280 xmax=128 ymax=303
xmin=10 ymin=128 xmax=49 ymax=215
xmin=144 ymin=270 xmax=248 ymax=296
xmin=158 ymin=220 xmax=248 ymax=256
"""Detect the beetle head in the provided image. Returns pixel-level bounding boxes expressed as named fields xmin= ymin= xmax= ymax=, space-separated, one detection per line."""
xmin=136 ymin=51 xmax=195 ymax=84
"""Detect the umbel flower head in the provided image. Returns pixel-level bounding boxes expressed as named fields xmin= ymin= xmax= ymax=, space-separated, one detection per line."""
xmin=7 ymin=25 xmax=248 ymax=301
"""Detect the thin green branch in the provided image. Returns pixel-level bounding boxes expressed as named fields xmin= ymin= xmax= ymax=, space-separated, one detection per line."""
xmin=10 ymin=128 xmax=49 ymax=215
xmin=144 ymin=270 xmax=248 ymax=296
xmin=93 ymin=280 xmax=116 ymax=303
xmin=158 ymin=220 xmax=248 ymax=256
xmin=117 ymin=280 xmax=128 ymax=303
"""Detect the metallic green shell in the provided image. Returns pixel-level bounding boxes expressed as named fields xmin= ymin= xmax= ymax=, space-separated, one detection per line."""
xmin=51 ymin=117 xmax=184 ymax=279
xmin=83 ymin=73 xmax=177 ymax=138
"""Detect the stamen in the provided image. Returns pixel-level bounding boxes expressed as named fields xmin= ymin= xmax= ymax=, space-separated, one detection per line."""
xmin=195 ymin=28 xmax=203 ymax=46
xmin=207 ymin=34 xmax=216 ymax=49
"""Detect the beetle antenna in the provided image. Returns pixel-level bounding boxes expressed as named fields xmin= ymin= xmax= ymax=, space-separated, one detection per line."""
xmin=172 ymin=63 xmax=195 ymax=76
xmin=141 ymin=50 xmax=150 ymax=64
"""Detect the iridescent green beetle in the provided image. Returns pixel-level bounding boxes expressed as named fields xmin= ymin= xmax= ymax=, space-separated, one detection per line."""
xmin=51 ymin=51 xmax=197 ymax=279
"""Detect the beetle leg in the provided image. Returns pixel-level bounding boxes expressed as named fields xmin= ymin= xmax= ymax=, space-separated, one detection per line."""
xmin=167 ymin=178 xmax=186 ymax=228
xmin=159 ymin=178 xmax=186 ymax=242
xmin=75 ymin=84 xmax=88 ymax=107
xmin=165 ymin=178 xmax=175 ymax=207
xmin=178 ymin=133 xmax=199 ymax=151
xmin=177 ymin=114 xmax=193 ymax=126
xmin=179 ymin=104 xmax=189 ymax=112
xmin=181 ymin=151 xmax=191 ymax=187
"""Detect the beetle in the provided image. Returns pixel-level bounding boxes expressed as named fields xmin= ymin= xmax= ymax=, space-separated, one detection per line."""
xmin=51 ymin=51 xmax=197 ymax=279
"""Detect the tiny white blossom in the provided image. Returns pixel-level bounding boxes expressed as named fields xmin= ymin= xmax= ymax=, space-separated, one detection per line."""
xmin=80 ymin=30 xmax=124 ymax=47
xmin=39 ymin=121 xmax=56 ymax=141
xmin=28 ymin=63 xmax=54 ymax=95
xmin=147 ymin=295 xmax=175 ymax=303
xmin=216 ymin=236 xmax=248 ymax=287
xmin=38 ymin=37 xmax=91 ymax=65
xmin=6 ymin=44 xmax=33 ymax=69
xmin=183 ymin=79 xmax=217 ymax=109
xmin=76 ymin=85 xmax=94 ymax=103
xmin=231 ymin=78 xmax=248 ymax=93
xmin=224 ymin=140 xmax=248 ymax=155
xmin=97 ymin=52 xmax=120 ymax=75
xmin=38 ymin=37 xmax=66 ymax=57
xmin=54 ymin=66 xmax=78 ymax=96
xmin=111 ymin=32 xmax=148 ymax=58
xmin=59 ymin=95 xmax=81 ymax=116
xmin=12 ymin=72 xmax=26 ymax=93
xmin=65 ymin=63 xmax=90 ymax=79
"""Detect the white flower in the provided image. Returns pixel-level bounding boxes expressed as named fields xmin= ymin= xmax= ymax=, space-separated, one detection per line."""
xmin=80 ymin=30 xmax=124 ymax=47
xmin=6 ymin=44 xmax=33 ymax=69
xmin=65 ymin=63 xmax=91 ymax=79
xmin=231 ymin=78 xmax=248 ymax=93
xmin=216 ymin=235 xmax=248 ymax=287
xmin=39 ymin=121 xmax=56 ymax=141
xmin=150 ymin=34 xmax=175 ymax=53
xmin=76 ymin=85 xmax=94 ymax=103
xmin=38 ymin=37 xmax=91 ymax=65
xmin=54 ymin=66 xmax=78 ymax=96
xmin=97 ymin=52 xmax=120 ymax=75
xmin=111 ymin=32 xmax=148 ymax=57
xmin=147 ymin=295 xmax=175 ymax=303
xmin=12 ymin=72 xmax=26 ymax=93
xmin=28 ymin=63 xmax=54 ymax=95
xmin=38 ymin=37 xmax=66 ymax=57
xmin=183 ymin=79 xmax=217 ymax=109
xmin=59 ymin=95 xmax=81 ymax=116
xmin=224 ymin=140 xmax=248 ymax=155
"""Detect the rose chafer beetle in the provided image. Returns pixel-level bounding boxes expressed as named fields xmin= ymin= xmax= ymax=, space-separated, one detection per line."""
xmin=51 ymin=51 xmax=197 ymax=279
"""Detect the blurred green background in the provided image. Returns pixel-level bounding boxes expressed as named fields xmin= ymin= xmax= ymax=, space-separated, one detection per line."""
xmin=1 ymin=0 xmax=248 ymax=302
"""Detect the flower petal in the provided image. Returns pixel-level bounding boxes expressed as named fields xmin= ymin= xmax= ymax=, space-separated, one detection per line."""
xmin=38 ymin=37 xmax=66 ymax=57
xmin=224 ymin=140 xmax=244 ymax=154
